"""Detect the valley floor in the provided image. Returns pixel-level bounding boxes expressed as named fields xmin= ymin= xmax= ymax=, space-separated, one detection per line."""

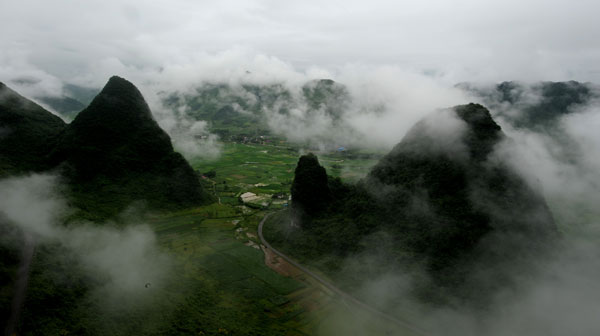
xmin=149 ymin=204 xmax=419 ymax=335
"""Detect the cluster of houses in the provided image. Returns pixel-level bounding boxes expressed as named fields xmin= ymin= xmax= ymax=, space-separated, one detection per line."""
xmin=228 ymin=134 xmax=281 ymax=145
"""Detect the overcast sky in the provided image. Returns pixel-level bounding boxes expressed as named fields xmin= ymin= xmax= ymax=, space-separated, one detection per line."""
xmin=1 ymin=0 xmax=599 ymax=87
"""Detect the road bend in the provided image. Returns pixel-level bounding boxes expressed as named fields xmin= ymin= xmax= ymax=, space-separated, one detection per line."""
xmin=258 ymin=212 xmax=429 ymax=336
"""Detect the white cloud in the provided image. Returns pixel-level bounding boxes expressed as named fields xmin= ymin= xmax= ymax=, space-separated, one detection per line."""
xmin=1 ymin=0 xmax=599 ymax=85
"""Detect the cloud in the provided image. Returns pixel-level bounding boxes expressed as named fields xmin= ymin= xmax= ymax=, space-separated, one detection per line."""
xmin=0 ymin=174 xmax=171 ymax=303
xmin=64 ymin=51 xmax=459 ymax=154
xmin=306 ymin=89 xmax=600 ymax=335
xmin=2 ymin=0 xmax=600 ymax=87
xmin=484 ymin=94 xmax=600 ymax=231
xmin=2 ymin=2 xmax=600 ymax=333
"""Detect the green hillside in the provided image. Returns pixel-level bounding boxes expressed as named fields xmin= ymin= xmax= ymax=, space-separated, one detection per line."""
xmin=267 ymin=103 xmax=558 ymax=307
xmin=0 ymin=82 xmax=67 ymax=175
xmin=49 ymin=76 xmax=213 ymax=218
xmin=161 ymin=79 xmax=350 ymax=140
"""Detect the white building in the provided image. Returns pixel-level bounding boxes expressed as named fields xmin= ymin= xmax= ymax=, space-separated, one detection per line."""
xmin=240 ymin=192 xmax=260 ymax=203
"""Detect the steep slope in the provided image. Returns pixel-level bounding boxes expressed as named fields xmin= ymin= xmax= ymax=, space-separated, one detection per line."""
xmin=366 ymin=104 xmax=556 ymax=270
xmin=291 ymin=153 xmax=332 ymax=222
xmin=0 ymin=82 xmax=66 ymax=175
xmin=50 ymin=76 xmax=212 ymax=217
xmin=280 ymin=103 xmax=557 ymax=305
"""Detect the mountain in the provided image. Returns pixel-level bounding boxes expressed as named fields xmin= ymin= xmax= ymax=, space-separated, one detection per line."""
xmin=457 ymin=81 xmax=598 ymax=130
xmin=0 ymin=82 xmax=66 ymax=175
xmin=49 ymin=76 xmax=212 ymax=217
xmin=287 ymin=103 xmax=557 ymax=304
xmin=290 ymin=153 xmax=332 ymax=222
xmin=301 ymin=79 xmax=349 ymax=121
xmin=160 ymin=79 xmax=350 ymax=140
xmin=2 ymin=77 xmax=212 ymax=218
xmin=36 ymin=84 xmax=100 ymax=120
xmin=6 ymin=77 xmax=99 ymax=120
xmin=365 ymin=103 xmax=556 ymax=268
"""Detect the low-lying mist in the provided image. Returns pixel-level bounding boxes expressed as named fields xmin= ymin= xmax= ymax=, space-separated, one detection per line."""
xmin=5 ymin=50 xmax=600 ymax=334
xmin=3 ymin=50 xmax=470 ymax=161
xmin=0 ymin=174 xmax=171 ymax=307
xmin=319 ymin=86 xmax=600 ymax=336
xmin=333 ymin=229 xmax=600 ymax=335
xmin=150 ymin=61 xmax=469 ymax=154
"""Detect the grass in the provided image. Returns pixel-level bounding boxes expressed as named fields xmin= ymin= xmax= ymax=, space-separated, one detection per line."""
xmin=146 ymin=202 xmax=418 ymax=335
xmin=10 ymin=140 xmax=394 ymax=335
xmin=189 ymin=141 xmax=382 ymax=214
xmin=190 ymin=142 xmax=298 ymax=189
xmin=15 ymin=204 xmax=310 ymax=336
xmin=148 ymin=206 xmax=310 ymax=335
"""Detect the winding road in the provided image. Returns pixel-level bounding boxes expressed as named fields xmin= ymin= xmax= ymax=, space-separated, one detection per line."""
xmin=258 ymin=212 xmax=429 ymax=336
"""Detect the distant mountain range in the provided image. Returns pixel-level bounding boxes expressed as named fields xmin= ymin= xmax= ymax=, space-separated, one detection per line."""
xmin=8 ymin=77 xmax=99 ymax=120
xmin=32 ymin=79 xmax=599 ymax=149
xmin=0 ymin=82 xmax=67 ymax=174
xmin=161 ymin=78 xmax=350 ymax=141
xmin=0 ymin=76 xmax=212 ymax=219
xmin=457 ymin=81 xmax=599 ymax=131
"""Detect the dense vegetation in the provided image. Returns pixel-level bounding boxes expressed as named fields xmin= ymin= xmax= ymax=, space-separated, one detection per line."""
xmin=290 ymin=153 xmax=332 ymax=221
xmin=49 ymin=76 xmax=213 ymax=218
xmin=0 ymin=82 xmax=66 ymax=175
xmin=458 ymin=80 xmax=598 ymax=130
xmin=269 ymin=103 xmax=558 ymax=307
xmin=8 ymin=206 xmax=318 ymax=336
xmin=1 ymin=77 xmax=213 ymax=219
xmin=2 ymin=77 xmax=582 ymax=333
xmin=0 ymin=77 xmax=218 ymax=334
xmin=161 ymin=79 xmax=349 ymax=141
xmin=0 ymin=221 xmax=21 ymax=323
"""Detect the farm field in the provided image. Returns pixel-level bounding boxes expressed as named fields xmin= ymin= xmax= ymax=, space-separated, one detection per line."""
xmin=5 ymin=140 xmax=395 ymax=335
xmin=148 ymin=204 xmax=414 ymax=335
xmin=189 ymin=141 xmax=383 ymax=210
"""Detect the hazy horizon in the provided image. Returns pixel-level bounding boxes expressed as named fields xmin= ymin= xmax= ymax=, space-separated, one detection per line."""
xmin=2 ymin=0 xmax=600 ymax=90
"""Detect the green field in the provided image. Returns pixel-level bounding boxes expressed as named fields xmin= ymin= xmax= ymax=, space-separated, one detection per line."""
xmin=147 ymin=206 xmax=311 ymax=335
xmin=190 ymin=141 xmax=382 ymax=210
xmin=11 ymin=141 xmax=396 ymax=335
xmin=148 ymin=204 xmax=420 ymax=336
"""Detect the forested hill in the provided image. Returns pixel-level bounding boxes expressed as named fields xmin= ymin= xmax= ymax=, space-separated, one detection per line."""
xmin=286 ymin=103 xmax=557 ymax=305
xmin=0 ymin=82 xmax=66 ymax=175
xmin=457 ymin=81 xmax=598 ymax=130
xmin=1 ymin=77 xmax=213 ymax=219
xmin=160 ymin=78 xmax=350 ymax=140
xmin=49 ymin=76 xmax=213 ymax=217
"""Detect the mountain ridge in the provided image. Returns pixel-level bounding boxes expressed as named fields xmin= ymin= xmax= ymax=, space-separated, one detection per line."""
xmin=285 ymin=103 xmax=557 ymax=305
xmin=0 ymin=82 xmax=67 ymax=175
xmin=1 ymin=76 xmax=213 ymax=219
